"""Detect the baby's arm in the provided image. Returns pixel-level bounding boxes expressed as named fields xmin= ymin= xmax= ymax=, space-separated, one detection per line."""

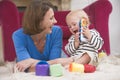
xmin=89 ymin=29 xmax=104 ymax=50
xmin=65 ymin=36 xmax=78 ymax=55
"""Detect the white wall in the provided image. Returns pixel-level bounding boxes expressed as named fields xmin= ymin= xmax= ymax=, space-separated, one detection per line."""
xmin=71 ymin=0 xmax=120 ymax=54
xmin=71 ymin=0 xmax=96 ymax=10
xmin=109 ymin=0 xmax=120 ymax=54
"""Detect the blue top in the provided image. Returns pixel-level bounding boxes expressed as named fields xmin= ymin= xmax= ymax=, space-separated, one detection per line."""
xmin=12 ymin=25 xmax=63 ymax=62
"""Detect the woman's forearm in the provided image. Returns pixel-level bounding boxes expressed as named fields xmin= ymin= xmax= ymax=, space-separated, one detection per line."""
xmin=26 ymin=59 xmax=39 ymax=72
xmin=28 ymin=59 xmax=58 ymax=72
xmin=47 ymin=59 xmax=58 ymax=65
xmin=48 ymin=58 xmax=73 ymax=66
xmin=28 ymin=58 xmax=73 ymax=72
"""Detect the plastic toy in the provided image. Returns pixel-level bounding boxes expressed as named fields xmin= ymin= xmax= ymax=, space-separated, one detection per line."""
xmin=79 ymin=17 xmax=88 ymax=42
xmin=69 ymin=62 xmax=96 ymax=73
xmin=35 ymin=61 xmax=49 ymax=76
xmin=98 ymin=50 xmax=107 ymax=58
xmin=69 ymin=62 xmax=84 ymax=73
xmin=35 ymin=61 xmax=63 ymax=77
xmin=50 ymin=64 xmax=63 ymax=77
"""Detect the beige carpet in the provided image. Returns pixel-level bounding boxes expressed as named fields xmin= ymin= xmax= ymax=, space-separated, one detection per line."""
xmin=0 ymin=55 xmax=120 ymax=80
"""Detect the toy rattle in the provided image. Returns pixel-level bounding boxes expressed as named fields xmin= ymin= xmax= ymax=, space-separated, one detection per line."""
xmin=79 ymin=17 xmax=88 ymax=42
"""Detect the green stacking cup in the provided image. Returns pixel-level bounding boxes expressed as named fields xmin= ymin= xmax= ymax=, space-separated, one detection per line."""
xmin=50 ymin=64 xmax=63 ymax=77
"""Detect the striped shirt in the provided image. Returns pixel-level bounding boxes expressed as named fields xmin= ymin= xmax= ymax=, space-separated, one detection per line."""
xmin=65 ymin=29 xmax=104 ymax=56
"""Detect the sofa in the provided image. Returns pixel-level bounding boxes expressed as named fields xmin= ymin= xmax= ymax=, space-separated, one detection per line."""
xmin=0 ymin=0 xmax=20 ymax=61
xmin=0 ymin=0 xmax=112 ymax=61
xmin=53 ymin=0 xmax=112 ymax=56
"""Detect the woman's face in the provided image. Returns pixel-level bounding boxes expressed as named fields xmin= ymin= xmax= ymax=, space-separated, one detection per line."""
xmin=41 ymin=8 xmax=57 ymax=34
xmin=66 ymin=15 xmax=80 ymax=35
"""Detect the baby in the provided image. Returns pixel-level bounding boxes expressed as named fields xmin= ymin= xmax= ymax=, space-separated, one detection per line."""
xmin=65 ymin=9 xmax=104 ymax=66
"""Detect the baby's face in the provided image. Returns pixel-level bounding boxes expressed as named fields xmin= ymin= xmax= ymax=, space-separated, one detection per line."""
xmin=66 ymin=15 xmax=80 ymax=34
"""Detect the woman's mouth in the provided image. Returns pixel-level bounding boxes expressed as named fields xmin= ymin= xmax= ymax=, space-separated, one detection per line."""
xmin=50 ymin=26 xmax=52 ymax=29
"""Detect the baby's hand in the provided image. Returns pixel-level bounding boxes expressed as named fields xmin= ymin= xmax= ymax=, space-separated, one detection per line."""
xmin=74 ymin=32 xmax=80 ymax=49
xmin=74 ymin=32 xmax=80 ymax=42
xmin=82 ymin=27 xmax=92 ymax=41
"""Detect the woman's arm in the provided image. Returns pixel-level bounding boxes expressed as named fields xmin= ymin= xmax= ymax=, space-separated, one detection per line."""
xmin=12 ymin=29 xmax=31 ymax=61
xmin=12 ymin=29 xmax=36 ymax=72
xmin=28 ymin=57 xmax=73 ymax=72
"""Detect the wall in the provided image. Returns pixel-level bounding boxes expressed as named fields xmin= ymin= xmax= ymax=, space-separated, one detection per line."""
xmin=71 ymin=0 xmax=96 ymax=10
xmin=109 ymin=0 xmax=120 ymax=54
xmin=71 ymin=0 xmax=120 ymax=54
xmin=12 ymin=0 xmax=71 ymax=11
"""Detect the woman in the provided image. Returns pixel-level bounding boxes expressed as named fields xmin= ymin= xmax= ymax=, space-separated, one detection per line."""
xmin=12 ymin=0 xmax=73 ymax=72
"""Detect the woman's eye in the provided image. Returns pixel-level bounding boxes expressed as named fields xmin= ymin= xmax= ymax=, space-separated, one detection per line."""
xmin=50 ymin=17 xmax=53 ymax=20
xmin=50 ymin=16 xmax=54 ymax=20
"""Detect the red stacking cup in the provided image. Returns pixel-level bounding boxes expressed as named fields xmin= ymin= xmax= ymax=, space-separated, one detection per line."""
xmin=84 ymin=64 xmax=96 ymax=73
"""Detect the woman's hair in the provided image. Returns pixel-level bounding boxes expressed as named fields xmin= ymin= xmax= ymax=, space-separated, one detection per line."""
xmin=22 ymin=0 xmax=54 ymax=35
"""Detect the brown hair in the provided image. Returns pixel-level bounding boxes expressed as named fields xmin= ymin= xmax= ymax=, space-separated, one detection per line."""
xmin=22 ymin=0 xmax=54 ymax=35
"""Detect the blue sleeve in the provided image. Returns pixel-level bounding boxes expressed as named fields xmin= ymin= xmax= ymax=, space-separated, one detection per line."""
xmin=49 ymin=26 xmax=63 ymax=60
xmin=12 ymin=29 xmax=30 ymax=61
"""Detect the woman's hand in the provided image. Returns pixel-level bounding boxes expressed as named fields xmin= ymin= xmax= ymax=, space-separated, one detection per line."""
xmin=15 ymin=58 xmax=38 ymax=72
xmin=57 ymin=58 xmax=73 ymax=66
xmin=48 ymin=57 xmax=73 ymax=66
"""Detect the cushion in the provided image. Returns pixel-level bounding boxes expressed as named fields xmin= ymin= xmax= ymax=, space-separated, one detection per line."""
xmin=59 ymin=25 xmax=71 ymax=39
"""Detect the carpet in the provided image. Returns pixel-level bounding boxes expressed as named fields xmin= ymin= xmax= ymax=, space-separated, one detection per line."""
xmin=0 ymin=54 xmax=120 ymax=80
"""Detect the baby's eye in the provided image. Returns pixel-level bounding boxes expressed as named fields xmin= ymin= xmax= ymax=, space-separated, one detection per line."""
xmin=73 ymin=23 xmax=76 ymax=26
xmin=72 ymin=23 xmax=77 ymax=27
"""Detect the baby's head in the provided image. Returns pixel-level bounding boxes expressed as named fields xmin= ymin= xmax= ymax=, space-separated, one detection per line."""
xmin=66 ymin=9 xmax=90 ymax=34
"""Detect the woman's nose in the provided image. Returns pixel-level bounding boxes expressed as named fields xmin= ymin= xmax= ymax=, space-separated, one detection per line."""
xmin=53 ymin=18 xmax=57 ymax=24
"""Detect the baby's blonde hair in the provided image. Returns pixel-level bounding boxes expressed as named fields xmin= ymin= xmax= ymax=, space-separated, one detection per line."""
xmin=66 ymin=9 xmax=90 ymax=26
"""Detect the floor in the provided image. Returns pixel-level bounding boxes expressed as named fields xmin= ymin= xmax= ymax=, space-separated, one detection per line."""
xmin=0 ymin=55 xmax=120 ymax=80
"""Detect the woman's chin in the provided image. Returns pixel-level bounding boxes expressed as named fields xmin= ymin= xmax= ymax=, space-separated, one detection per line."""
xmin=49 ymin=31 xmax=52 ymax=33
xmin=48 ymin=30 xmax=52 ymax=34
xmin=45 ymin=28 xmax=52 ymax=34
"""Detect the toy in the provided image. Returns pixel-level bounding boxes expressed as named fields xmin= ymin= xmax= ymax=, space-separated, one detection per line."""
xmin=50 ymin=64 xmax=63 ymax=77
xmin=35 ymin=61 xmax=63 ymax=77
xmin=69 ymin=62 xmax=96 ymax=73
xmin=98 ymin=50 xmax=107 ymax=58
xmin=35 ymin=61 xmax=49 ymax=76
xmin=69 ymin=62 xmax=84 ymax=73
xmin=79 ymin=17 xmax=88 ymax=42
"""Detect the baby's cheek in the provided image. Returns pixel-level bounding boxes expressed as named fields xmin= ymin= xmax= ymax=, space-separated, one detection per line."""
xmin=71 ymin=31 xmax=75 ymax=34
